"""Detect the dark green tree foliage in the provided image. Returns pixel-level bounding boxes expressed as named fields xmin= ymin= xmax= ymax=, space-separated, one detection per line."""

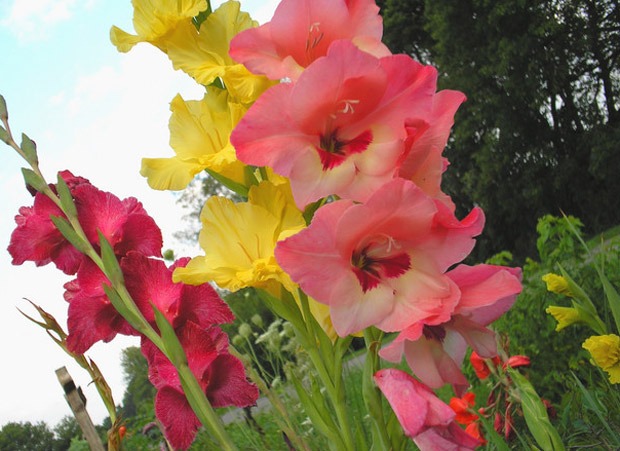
xmin=0 ymin=421 xmax=55 ymax=451
xmin=379 ymin=0 xmax=620 ymax=261
xmin=120 ymin=346 xmax=156 ymax=419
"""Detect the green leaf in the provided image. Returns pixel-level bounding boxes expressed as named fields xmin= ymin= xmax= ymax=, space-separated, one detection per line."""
xmin=152 ymin=303 xmax=187 ymax=368
xmin=204 ymin=168 xmax=249 ymax=197
xmin=599 ymin=271 xmax=620 ymax=335
xmin=192 ymin=2 xmax=212 ymax=30
xmin=0 ymin=125 xmax=8 ymax=144
xmin=98 ymin=231 xmax=124 ymax=286
xmin=56 ymin=172 xmax=77 ymax=217
xmin=256 ymin=288 xmax=304 ymax=327
xmin=102 ymin=284 xmax=143 ymax=332
xmin=50 ymin=215 xmax=89 ymax=253
xmin=290 ymin=374 xmax=339 ymax=443
xmin=21 ymin=167 xmax=47 ymax=193
xmin=508 ymin=368 xmax=564 ymax=450
xmin=20 ymin=133 xmax=38 ymax=166
xmin=0 ymin=94 xmax=7 ymax=120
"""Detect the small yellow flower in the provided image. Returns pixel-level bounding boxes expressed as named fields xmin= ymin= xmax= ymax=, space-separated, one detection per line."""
xmin=545 ymin=305 xmax=581 ymax=331
xmin=583 ymin=334 xmax=620 ymax=383
xmin=110 ymin=0 xmax=208 ymax=53
xmin=140 ymin=90 xmax=247 ymax=191
xmin=542 ymin=273 xmax=572 ymax=296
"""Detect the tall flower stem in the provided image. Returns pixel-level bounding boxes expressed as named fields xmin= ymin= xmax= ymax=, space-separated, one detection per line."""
xmin=298 ymin=292 xmax=356 ymax=451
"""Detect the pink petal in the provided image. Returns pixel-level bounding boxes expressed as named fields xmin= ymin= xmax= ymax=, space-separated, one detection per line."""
xmin=413 ymin=422 xmax=481 ymax=451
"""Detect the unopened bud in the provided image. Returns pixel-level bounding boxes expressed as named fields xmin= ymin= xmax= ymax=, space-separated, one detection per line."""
xmin=0 ymin=95 xmax=7 ymax=121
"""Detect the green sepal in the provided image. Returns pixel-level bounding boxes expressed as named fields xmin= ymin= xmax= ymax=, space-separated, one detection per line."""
xmin=256 ymin=288 xmax=304 ymax=328
xmin=0 ymin=125 xmax=9 ymax=144
xmin=98 ymin=231 xmax=124 ymax=286
xmin=153 ymin=303 xmax=187 ymax=367
xmin=50 ymin=215 xmax=90 ymax=253
xmin=204 ymin=168 xmax=249 ymax=197
xmin=102 ymin=284 xmax=144 ymax=332
xmin=303 ymin=197 xmax=326 ymax=225
xmin=558 ymin=265 xmax=597 ymax=315
xmin=0 ymin=94 xmax=7 ymax=120
xmin=21 ymin=167 xmax=47 ymax=193
xmin=508 ymin=368 xmax=565 ymax=451
xmin=192 ymin=2 xmax=212 ymax=30
xmin=599 ymin=271 xmax=620 ymax=335
xmin=56 ymin=172 xmax=77 ymax=217
xmin=20 ymin=133 xmax=38 ymax=166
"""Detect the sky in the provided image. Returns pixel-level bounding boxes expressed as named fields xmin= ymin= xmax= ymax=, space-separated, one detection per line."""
xmin=0 ymin=0 xmax=278 ymax=429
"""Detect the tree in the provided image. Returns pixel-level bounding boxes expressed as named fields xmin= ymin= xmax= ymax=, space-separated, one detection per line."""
xmin=0 ymin=421 xmax=55 ymax=451
xmin=119 ymin=346 xmax=156 ymax=419
xmin=379 ymin=0 xmax=620 ymax=261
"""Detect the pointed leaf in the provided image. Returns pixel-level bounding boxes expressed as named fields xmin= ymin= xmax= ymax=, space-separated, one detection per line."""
xmin=56 ymin=172 xmax=76 ymax=217
xmin=0 ymin=125 xmax=8 ymax=144
xmin=21 ymin=167 xmax=47 ymax=193
xmin=508 ymin=368 xmax=564 ymax=451
xmin=20 ymin=133 xmax=39 ymax=166
xmin=599 ymin=272 xmax=620 ymax=335
xmin=152 ymin=303 xmax=187 ymax=368
xmin=102 ymin=284 xmax=142 ymax=331
xmin=204 ymin=168 xmax=249 ymax=197
xmin=0 ymin=94 xmax=7 ymax=120
xmin=50 ymin=215 xmax=90 ymax=253
xmin=98 ymin=231 xmax=123 ymax=286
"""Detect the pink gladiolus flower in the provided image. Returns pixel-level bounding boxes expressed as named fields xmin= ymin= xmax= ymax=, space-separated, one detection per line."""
xmin=142 ymin=322 xmax=258 ymax=450
xmin=374 ymin=368 xmax=481 ymax=450
xmin=380 ymin=264 xmax=522 ymax=395
xmin=229 ymin=0 xmax=390 ymax=81
xmin=232 ymin=41 xmax=440 ymax=208
xmin=398 ymin=90 xmax=467 ymax=211
xmin=276 ymin=179 xmax=484 ymax=336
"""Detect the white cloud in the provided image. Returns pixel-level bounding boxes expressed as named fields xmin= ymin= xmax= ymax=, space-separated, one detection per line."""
xmin=1 ymin=0 xmax=78 ymax=41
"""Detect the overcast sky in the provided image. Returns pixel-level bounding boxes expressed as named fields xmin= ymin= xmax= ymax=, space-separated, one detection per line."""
xmin=0 ymin=0 xmax=277 ymax=428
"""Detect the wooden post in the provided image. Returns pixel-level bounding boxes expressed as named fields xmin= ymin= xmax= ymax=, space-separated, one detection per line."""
xmin=55 ymin=366 xmax=105 ymax=451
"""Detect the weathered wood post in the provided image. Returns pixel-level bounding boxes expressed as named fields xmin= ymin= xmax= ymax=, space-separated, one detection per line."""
xmin=55 ymin=366 xmax=105 ymax=451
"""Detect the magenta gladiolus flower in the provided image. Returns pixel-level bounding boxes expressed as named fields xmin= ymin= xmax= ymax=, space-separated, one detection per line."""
xmin=232 ymin=41 xmax=441 ymax=208
xmin=8 ymin=170 xmax=163 ymax=275
xmin=380 ymin=264 xmax=522 ymax=395
xmin=275 ymin=179 xmax=484 ymax=336
xmin=64 ymin=260 xmax=137 ymax=354
xmin=142 ymin=322 xmax=258 ymax=450
xmin=121 ymin=252 xmax=234 ymax=329
xmin=374 ymin=368 xmax=481 ymax=450
xmin=229 ymin=0 xmax=390 ymax=81
xmin=8 ymin=171 xmax=90 ymax=274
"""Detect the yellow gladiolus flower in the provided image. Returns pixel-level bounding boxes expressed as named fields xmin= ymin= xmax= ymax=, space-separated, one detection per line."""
xmin=110 ymin=0 xmax=208 ymax=53
xmin=545 ymin=305 xmax=581 ymax=331
xmin=173 ymin=181 xmax=305 ymax=293
xmin=542 ymin=273 xmax=573 ymax=296
xmin=140 ymin=90 xmax=246 ymax=191
xmin=165 ymin=0 xmax=275 ymax=104
xmin=583 ymin=334 xmax=620 ymax=383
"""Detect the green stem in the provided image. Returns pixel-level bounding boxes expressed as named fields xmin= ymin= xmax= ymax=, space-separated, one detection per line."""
xmin=362 ymin=328 xmax=391 ymax=451
xmin=298 ymin=293 xmax=356 ymax=451
xmin=178 ymin=363 xmax=238 ymax=451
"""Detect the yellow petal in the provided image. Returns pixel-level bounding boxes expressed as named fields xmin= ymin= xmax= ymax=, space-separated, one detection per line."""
xmin=583 ymin=334 xmax=620 ymax=370
xmin=545 ymin=305 xmax=582 ymax=332
xmin=140 ymin=157 xmax=204 ymax=190
xmin=111 ymin=0 xmax=208 ymax=52
xmin=542 ymin=273 xmax=572 ymax=296
xmin=165 ymin=0 xmax=273 ymax=103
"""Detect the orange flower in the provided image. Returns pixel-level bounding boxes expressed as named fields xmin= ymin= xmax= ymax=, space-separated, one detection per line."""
xmin=449 ymin=392 xmax=478 ymax=425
